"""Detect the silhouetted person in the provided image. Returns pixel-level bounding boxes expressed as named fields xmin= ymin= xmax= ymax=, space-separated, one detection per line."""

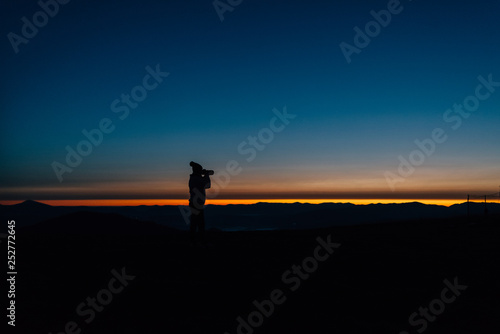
xmin=188 ymin=161 xmax=212 ymax=245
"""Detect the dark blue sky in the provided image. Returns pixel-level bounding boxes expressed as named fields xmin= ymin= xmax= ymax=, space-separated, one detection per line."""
xmin=1 ymin=0 xmax=499 ymax=201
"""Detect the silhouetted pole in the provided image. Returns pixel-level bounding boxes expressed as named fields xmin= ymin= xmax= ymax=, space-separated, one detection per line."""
xmin=467 ymin=194 xmax=470 ymax=223
xmin=484 ymin=195 xmax=488 ymax=216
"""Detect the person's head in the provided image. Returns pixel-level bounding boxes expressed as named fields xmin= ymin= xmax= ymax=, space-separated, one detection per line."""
xmin=190 ymin=161 xmax=203 ymax=175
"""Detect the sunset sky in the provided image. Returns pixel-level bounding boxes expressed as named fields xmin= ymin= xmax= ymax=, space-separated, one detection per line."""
xmin=1 ymin=0 xmax=499 ymax=205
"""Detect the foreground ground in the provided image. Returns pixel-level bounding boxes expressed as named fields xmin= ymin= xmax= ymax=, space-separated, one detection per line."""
xmin=8 ymin=214 xmax=500 ymax=333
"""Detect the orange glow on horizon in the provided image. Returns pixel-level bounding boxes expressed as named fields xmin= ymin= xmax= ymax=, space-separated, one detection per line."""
xmin=0 ymin=198 xmax=484 ymax=207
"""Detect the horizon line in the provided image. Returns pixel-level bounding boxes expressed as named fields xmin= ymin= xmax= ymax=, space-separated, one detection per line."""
xmin=2 ymin=198 xmax=496 ymax=207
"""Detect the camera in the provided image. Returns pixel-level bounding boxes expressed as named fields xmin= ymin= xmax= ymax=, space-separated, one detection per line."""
xmin=190 ymin=161 xmax=214 ymax=175
xmin=202 ymin=169 xmax=214 ymax=176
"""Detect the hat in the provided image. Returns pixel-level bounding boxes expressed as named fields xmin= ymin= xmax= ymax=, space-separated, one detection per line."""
xmin=190 ymin=161 xmax=203 ymax=173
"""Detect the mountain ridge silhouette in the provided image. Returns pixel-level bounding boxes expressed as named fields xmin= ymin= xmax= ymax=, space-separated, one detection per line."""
xmin=2 ymin=200 xmax=499 ymax=230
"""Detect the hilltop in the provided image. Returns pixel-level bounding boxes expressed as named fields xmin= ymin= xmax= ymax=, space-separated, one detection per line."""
xmin=10 ymin=210 xmax=500 ymax=333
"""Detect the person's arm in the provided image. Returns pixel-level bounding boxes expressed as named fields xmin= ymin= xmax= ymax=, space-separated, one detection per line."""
xmin=203 ymin=175 xmax=211 ymax=189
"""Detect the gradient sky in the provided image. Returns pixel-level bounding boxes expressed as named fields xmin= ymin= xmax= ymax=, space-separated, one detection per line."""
xmin=1 ymin=0 xmax=499 ymax=202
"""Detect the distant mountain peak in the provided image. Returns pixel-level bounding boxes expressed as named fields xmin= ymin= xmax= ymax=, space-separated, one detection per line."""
xmin=16 ymin=200 xmax=51 ymax=208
